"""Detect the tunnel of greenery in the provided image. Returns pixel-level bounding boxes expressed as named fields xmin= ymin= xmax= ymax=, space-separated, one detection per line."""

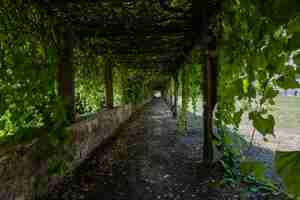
xmin=1 ymin=0 xmax=300 ymax=198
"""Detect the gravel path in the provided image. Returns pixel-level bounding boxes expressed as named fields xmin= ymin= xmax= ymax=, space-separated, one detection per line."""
xmin=42 ymin=99 xmax=238 ymax=200
xmin=240 ymin=123 xmax=300 ymax=183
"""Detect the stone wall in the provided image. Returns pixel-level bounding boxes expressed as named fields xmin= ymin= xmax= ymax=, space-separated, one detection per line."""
xmin=0 ymin=103 xmax=143 ymax=200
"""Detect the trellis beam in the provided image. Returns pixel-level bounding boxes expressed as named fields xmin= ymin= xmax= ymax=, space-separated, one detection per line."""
xmin=202 ymin=38 xmax=218 ymax=162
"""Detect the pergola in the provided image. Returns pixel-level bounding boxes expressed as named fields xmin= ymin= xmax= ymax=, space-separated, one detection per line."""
xmin=38 ymin=0 xmax=222 ymax=160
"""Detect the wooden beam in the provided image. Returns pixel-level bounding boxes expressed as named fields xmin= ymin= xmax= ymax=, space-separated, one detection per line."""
xmin=202 ymin=37 xmax=217 ymax=162
xmin=105 ymin=61 xmax=114 ymax=109
xmin=57 ymin=28 xmax=75 ymax=123
xmin=192 ymin=0 xmax=222 ymax=162
xmin=173 ymin=71 xmax=178 ymax=117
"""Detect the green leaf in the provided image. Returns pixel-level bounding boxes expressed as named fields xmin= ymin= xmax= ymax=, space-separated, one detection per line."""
xmin=242 ymin=79 xmax=249 ymax=94
xmin=233 ymin=110 xmax=243 ymax=126
xmin=261 ymin=86 xmax=279 ymax=104
xmin=288 ymin=17 xmax=300 ymax=33
xmin=288 ymin=32 xmax=300 ymax=50
xmin=0 ymin=119 xmax=5 ymax=130
xmin=264 ymin=87 xmax=279 ymax=99
xmin=272 ymin=0 xmax=300 ymax=24
xmin=275 ymin=151 xmax=300 ymax=198
xmin=223 ymin=129 xmax=247 ymax=155
xmin=47 ymin=47 xmax=57 ymax=66
xmin=294 ymin=54 xmax=300 ymax=66
xmin=231 ymin=78 xmax=244 ymax=97
xmin=277 ymin=75 xmax=300 ymax=89
xmin=249 ymin=112 xmax=275 ymax=135
xmin=240 ymin=161 xmax=266 ymax=181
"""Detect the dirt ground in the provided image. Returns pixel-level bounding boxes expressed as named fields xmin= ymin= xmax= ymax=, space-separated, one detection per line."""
xmin=240 ymin=124 xmax=300 ymax=182
xmin=240 ymin=96 xmax=300 ymax=151
xmin=239 ymin=96 xmax=300 ymax=182
xmin=42 ymin=99 xmax=239 ymax=200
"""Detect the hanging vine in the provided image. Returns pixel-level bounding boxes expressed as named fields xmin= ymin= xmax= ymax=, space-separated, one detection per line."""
xmin=0 ymin=2 xmax=62 ymax=141
xmin=215 ymin=0 xmax=300 ymax=198
xmin=75 ymin=49 xmax=104 ymax=114
xmin=177 ymin=64 xmax=190 ymax=132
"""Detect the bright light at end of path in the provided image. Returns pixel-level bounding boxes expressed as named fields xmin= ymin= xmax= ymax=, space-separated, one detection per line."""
xmin=153 ymin=91 xmax=162 ymax=98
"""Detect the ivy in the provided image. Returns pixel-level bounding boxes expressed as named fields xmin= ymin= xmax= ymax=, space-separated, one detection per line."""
xmin=275 ymin=151 xmax=300 ymax=199
xmin=218 ymin=0 xmax=300 ymax=133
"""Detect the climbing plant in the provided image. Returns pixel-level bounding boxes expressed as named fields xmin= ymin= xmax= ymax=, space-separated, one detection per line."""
xmin=75 ymin=49 xmax=104 ymax=114
xmin=123 ymin=69 xmax=146 ymax=105
xmin=0 ymin=3 xmax=61 ymax=141
xmin=177 ymin=65 xmax=187 ymax=132
xmin=1 ymin=0 xmax=300 ymax=197
xmin=215 ymin=0 xmax=300 ymax=198
xmin=175 ymin=47 xmax=202 ymax=133
xmin=190 ymin=47 xmax=203 ymax=116
xmin=218 ymin=0 xmax=300 ymax=131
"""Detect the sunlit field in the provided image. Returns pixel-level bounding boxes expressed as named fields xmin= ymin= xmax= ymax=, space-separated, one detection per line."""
xmin=271 ymin=96 xmax=300 ymax=129
xmin=239 ymin=96 xmax=300 ymax=152
xmin=182 ymin=95 xmax=300 ymax=137
xmin=240 ymin=96 xmax=300 ymax=133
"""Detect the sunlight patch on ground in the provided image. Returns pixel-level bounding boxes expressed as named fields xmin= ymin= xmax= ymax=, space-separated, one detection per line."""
xmin=240 ymin=96 xmax=300 ymax=152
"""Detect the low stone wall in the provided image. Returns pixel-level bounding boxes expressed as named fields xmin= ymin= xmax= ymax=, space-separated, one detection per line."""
xmin=0 ymin=103 xmax=142 ymax=200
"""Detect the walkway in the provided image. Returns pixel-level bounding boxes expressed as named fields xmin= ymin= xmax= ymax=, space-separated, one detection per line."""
xmin=43 ymin=99 xmax=238 ymax=200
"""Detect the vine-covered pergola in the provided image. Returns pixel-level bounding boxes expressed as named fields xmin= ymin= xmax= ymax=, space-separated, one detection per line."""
xmin=36 ymin=0 xmax=222 ymax=160
xmin=1 ymin=0 xmax=300 ymax=198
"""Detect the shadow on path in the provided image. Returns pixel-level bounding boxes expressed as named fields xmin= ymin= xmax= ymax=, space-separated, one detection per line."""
xmin=42 ymin=99 xmax=238 ymax=200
